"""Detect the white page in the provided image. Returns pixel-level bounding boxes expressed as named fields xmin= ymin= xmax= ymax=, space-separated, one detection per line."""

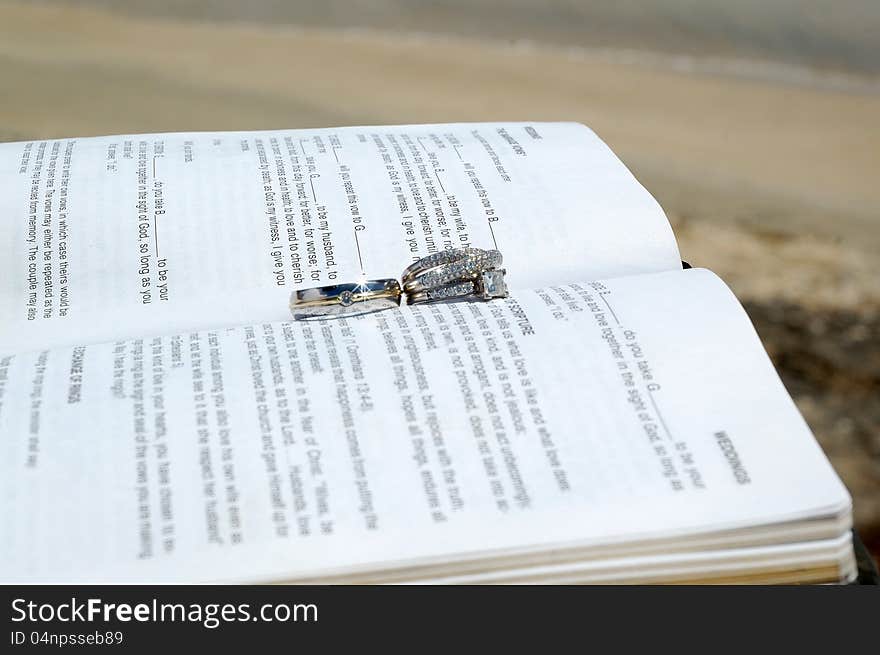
xmin=0 ymin=269 xmax=848 ymax=583
xmin=0 ymin=122 xmax=680 ymax=356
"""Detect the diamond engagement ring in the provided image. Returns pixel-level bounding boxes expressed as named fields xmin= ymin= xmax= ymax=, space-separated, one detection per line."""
xmin=405 ymin=271 xmax=508 ymax=305
xmin=401 ymin=248 xmax=502 ymax=292
xmin=290 ymin=279 xmax=402 ymax=319
xmin=402 ymin=248 xmax=509 ymax=305
xmin=402 ymin=248 xmax=504 ymax=294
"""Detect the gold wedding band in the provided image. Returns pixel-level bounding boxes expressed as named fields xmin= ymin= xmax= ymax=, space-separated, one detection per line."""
xmin=290 ymin=279 xmax=402 ymax=320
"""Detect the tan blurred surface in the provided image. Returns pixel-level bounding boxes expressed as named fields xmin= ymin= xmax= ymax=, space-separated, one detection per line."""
xmin=0 ymin=1 xmax=878 ymax=555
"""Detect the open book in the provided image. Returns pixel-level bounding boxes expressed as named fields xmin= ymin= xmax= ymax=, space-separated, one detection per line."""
xmin=0 ymin=122 xmax=854 ymax=584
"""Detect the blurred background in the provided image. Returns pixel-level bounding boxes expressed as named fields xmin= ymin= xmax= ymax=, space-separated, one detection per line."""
xmin=1 ymin=0 xmax=877 ymax=560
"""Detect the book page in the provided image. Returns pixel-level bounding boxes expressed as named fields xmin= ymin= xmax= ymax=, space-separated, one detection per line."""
xmin=0 ymin=122 xmax=679 ymax=356
xmin=0 ymin=269 xmax=848 ymax=583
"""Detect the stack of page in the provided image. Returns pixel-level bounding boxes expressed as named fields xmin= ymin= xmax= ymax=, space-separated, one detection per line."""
xmin=0 ymin=122 xmax=854 ymax=583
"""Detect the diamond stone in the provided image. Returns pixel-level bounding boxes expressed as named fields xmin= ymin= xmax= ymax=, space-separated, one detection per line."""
xmin=339 ymin=290 xmax=354 ymax=306
xmin=425 ymin=280 xmax=475 ymax=301
xmin=480 ymin=269 xmax=508 ymax=300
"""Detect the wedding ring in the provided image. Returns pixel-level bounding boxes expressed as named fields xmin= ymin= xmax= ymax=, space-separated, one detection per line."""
xmin=406 ymin=268 xmax=508 ymax=305
xmin=402 ymin=248 xmax=502 ymax=291
xmin=290 ymin=279 xmax=402 ymax=319
xmin=402 ymin=248 xmax=503 ymax=293
xmin=402 ymin=247 xmax=509 ymax=305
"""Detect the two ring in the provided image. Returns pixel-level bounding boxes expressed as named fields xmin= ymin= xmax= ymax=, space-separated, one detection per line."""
xmin=290 ymin=247 xmax=508 ymax=319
